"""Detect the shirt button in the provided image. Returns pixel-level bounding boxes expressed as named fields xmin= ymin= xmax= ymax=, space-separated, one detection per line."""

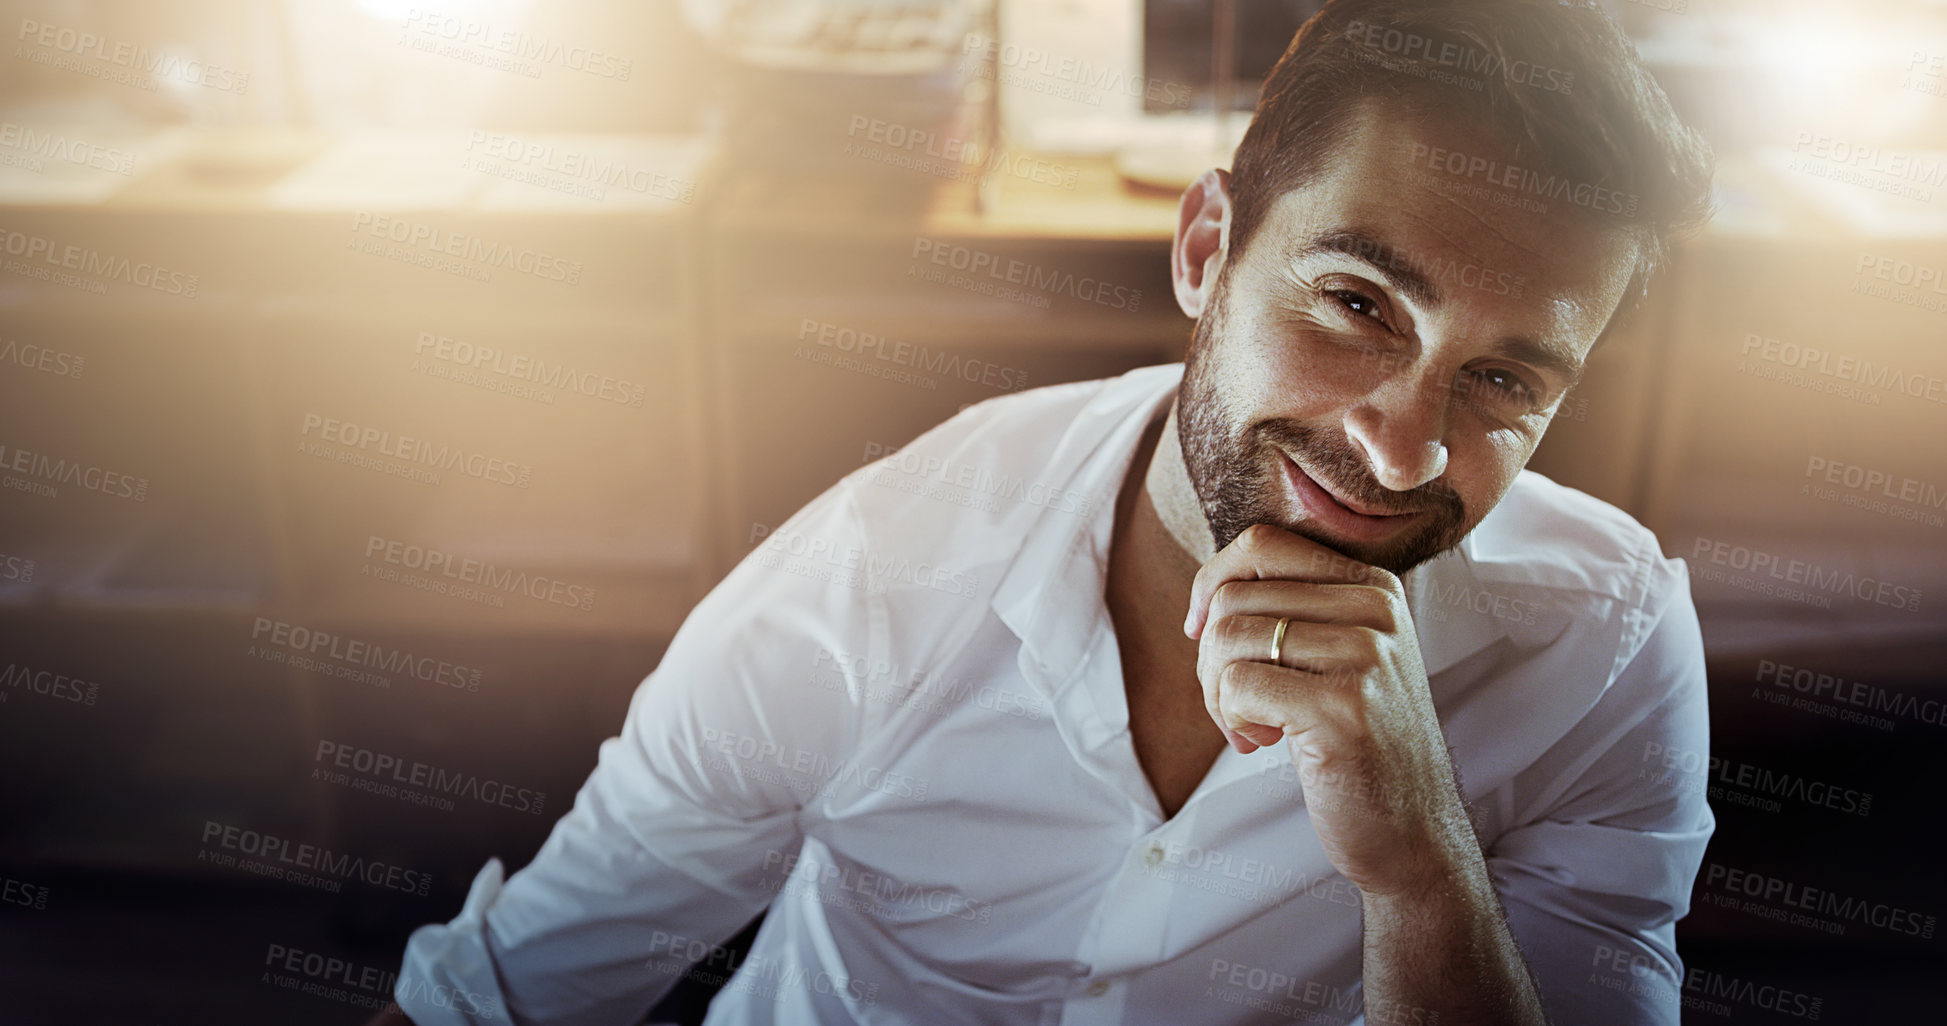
xmin=1086 ymin=979 xmax=1111 ymax=997
xmin=1143 ymin=844 xmax=1164 ymax=867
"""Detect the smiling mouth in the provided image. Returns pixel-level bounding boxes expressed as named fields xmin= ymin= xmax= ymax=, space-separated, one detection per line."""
xmin=1279 ymin=452 xmax=1423 ymax=541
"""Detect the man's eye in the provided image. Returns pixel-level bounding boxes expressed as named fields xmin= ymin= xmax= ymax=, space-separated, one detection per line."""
xmin=1464 ymin=368 xmax=1540 ymax=409
xmin=1326 ymin=289 xmax=1384 ymax=322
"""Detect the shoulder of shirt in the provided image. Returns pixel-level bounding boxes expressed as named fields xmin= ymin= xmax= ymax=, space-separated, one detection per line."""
xmin=1437 ymin=469 xmax=1692 ymax=685
xmin=1465 ymin=469 xmax=1678 ymax=605
xmin=1412 ymin=473 xmax=1700 ymax=779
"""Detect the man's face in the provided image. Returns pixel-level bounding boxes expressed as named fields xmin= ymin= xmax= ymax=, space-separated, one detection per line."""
xmin=1178 ymin=107 xmax=1637 ymax=575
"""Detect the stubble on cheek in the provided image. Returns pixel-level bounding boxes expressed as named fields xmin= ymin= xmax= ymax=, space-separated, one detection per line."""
xmin=1178 ymin=299 xmax=1282 ymax=554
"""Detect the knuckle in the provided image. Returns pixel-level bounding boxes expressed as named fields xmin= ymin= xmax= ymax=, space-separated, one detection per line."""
xmin=1237 ymin=523 xmax=1280 ymax=552
xmin=1211 ymin=613 xmax=1253 ymax=648
xmin=1218 ymin=658 xmax=1255 ymax=694
xmin=1208 ymin=580 xmax=1243 ymax=620
xmin=1356 ymin=674 xmax=1389 ymax=710
xmin=1190 ymin=563 xmax=1215 ymax=596
xmin=1195 ymin=645 xmax=1219 ymax=688
xmin=1183 ymin=568 xmax=1214 ymax=611
xmin=1360 ymin=589 xmax=1399 ymax=631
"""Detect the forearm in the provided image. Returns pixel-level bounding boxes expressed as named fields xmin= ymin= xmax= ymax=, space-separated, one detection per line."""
xmin=1360 ymin=848 xmax=1550 ymax=1026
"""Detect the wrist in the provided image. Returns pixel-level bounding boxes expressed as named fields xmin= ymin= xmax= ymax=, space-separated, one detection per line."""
xmin=1359 ymin=831 xmax=1495 ymax=914
xmin=1359 ymin=846 xmax=1549 ymax=1026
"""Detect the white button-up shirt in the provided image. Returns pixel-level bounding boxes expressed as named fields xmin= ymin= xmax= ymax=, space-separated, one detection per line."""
xmin=396 ymin=363 xmax=1713 ymax=1026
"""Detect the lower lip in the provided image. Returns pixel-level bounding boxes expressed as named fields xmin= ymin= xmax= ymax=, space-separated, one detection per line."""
xmin=1280 ymin=455 xmax=1421 ymax=544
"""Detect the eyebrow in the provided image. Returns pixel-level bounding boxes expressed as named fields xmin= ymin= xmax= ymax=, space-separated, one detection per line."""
xmin=1493 ymin=335 xmax=1584 ymax=390
xmin=1298 ymin=227 xmax=1444 ymax=309
xmin=1290 ymin=226 xmax=1586 ymax=389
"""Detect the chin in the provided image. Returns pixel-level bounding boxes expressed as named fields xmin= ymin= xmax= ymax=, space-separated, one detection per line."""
xmin=1290 ymin=518 xmax=1461 ymax=577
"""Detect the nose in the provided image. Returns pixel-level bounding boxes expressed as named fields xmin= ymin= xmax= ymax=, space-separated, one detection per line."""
xmin=1342 ymin=374 xmax=1450 ymax=492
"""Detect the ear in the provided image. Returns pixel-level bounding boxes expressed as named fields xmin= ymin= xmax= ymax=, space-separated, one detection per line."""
xmin=1172 ymin=168 xmax=1232 ymax=319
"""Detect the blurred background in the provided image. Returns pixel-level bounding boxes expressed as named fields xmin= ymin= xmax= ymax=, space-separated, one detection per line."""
xmin=0 ymin=0 xmax=1943 ymax=1022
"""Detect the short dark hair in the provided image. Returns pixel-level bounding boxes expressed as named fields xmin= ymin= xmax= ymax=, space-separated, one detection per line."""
xmin=1226 ymin=0 xmax=1713 ymax=342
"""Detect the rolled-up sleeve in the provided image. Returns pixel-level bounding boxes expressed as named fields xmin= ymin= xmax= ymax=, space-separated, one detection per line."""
xmin=1484 ymin=559 xmax=1714 ymax=1026
xmin=395 ymin=482 xmax=881 ymax=1026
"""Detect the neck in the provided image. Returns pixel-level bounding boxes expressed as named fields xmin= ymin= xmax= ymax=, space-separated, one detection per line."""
xmin=1110 ymin=401 xmax=1212 ymax=633
xmin=1146 ymin=404 xmax=1219 ymax=566
xmin=1108 ymin=396 xmax=1236 ymax=816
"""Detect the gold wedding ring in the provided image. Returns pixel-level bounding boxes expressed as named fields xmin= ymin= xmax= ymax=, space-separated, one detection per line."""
xmin=1270 ymin=616 xmax=1291 ymax=665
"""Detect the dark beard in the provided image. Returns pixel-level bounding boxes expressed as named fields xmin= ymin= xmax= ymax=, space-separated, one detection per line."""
xmin=1176 ymin=276 xmax=1470 ymax=576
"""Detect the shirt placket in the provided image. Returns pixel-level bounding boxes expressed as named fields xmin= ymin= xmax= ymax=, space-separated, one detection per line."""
xmin=1057 ymin=809 xmax=1199 ymax=1025
xmin=1045 ymin=613 xmax=1200 ymax=1025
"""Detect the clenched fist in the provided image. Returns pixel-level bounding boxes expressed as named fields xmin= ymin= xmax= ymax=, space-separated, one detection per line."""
xmin=1184 ymin=523 xmax=1477 ymax=898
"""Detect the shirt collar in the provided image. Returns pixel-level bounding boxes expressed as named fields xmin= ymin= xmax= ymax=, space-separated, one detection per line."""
xmin=990 ymin=365 xmax=1182 ymax=693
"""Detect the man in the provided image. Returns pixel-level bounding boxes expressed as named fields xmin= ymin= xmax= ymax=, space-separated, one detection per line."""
xmin=383 ymin=0 xmax=1716 ymax=1022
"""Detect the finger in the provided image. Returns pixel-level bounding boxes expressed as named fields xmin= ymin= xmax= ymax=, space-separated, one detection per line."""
xmin=1204 ymin=690 xmax=1258 ymax=754
xmin=1234 ymin=721 xmax=1285 ymax=749
xmin=1187 ymin=625 xmax=1265 ymax=753
xmin=1204 ymin=578 xmax=1400 ymax=633
xmin=1198 ymin=613 xmax=1275 ymax=753
xmin=1212 ymin=658 xmax=1344 ymax=752
xmin=1198 ymin=618 xmax=1367 ymax=753
xmin=1197 ymin=613 xmax=1378 ymax=681
xmin=1186 ymin=524 xmax=1387 ymax=639
xmin=1205 ymin=662 xmax=1280 ymax=754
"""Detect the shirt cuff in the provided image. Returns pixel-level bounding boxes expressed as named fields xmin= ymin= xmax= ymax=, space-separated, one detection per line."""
xmin=394 ymin=858 xmax=515 ymax=1025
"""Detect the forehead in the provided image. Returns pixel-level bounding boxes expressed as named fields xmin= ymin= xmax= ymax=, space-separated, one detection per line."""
xmin=1244 ymin=103 xmax=1637 ymax=346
